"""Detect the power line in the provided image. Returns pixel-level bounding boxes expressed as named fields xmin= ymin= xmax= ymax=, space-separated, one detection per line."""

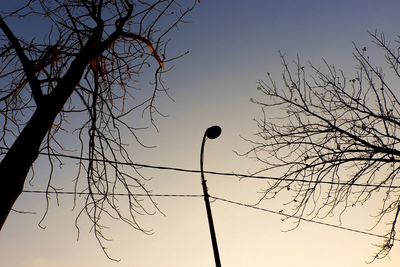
xmin=4 ymin=147 xmax=400 ymax=241
xmin=21 ymin=189 xmax=400 ymax=242
xmin=22 ymin=190 xmax=203 ymax=198
xmin=1 ymin=147 xmax=399 ymax=189
xmin=211 ymin=195 xmax=400 ymax=242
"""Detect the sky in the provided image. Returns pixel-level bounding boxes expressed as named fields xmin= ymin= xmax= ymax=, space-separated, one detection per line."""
xmin=1 ymin=0 xmax=400 ymax=267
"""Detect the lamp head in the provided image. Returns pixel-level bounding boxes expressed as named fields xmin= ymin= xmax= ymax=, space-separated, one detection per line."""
xmin=205 ymin=125 xmax=222 ymax=139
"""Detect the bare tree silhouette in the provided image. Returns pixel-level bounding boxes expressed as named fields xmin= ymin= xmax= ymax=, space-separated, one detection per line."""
xmin=248 ymin=31 xmax=400 ymax=260
xmin=0 ymin=0 xmax=196 ymax=258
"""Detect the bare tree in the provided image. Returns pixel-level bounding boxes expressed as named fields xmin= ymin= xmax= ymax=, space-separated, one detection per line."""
xmin=248 ymin=31 xmax=400 ymax=260
xmin=0 ymin=0 xmax=196 ymax=258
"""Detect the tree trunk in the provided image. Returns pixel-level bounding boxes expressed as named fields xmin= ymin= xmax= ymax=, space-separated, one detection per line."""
xmin=0 ymin=103 xmax=57 ymax=230
xmin=0 ymin=55 xmax=91 ymax=230
xmin=0 ymin=23 xmax=104 ymax=230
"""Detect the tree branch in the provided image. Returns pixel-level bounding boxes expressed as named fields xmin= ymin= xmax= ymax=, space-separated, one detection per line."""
xmin=0 ymin=16 xmax=43 ymax=105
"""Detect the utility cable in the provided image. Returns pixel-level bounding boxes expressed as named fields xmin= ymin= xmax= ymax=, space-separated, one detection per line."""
xmin=3 ymin=146 xmax=400 ymax=241
xmin=211 ymin=195 xmax=400 ymax=242
xmin=1 ymin=147 xmax=398 ymax=189
xmin=20 ymin=188 xmax=400 ymax=242
xmin=22 ymin=190 xmax=203 ymax=198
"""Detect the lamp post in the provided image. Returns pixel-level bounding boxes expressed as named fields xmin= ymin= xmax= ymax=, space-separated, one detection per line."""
xmin=200 ymin=125 xmax=222 ymax=267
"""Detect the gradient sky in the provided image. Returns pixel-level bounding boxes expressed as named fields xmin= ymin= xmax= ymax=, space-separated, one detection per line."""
xmin=1 ymin=1 xmax=400 ymax=267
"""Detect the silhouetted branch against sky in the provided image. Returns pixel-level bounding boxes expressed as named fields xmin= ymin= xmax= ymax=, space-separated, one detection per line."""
xmin=0 ymin=0 xmax=196 ymax=260
xmin=249 ymin=30 xmax=400 ymax=260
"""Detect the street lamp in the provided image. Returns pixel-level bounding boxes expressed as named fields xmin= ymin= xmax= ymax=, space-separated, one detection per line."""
xmin=200 ymin=125 xmax=222 ymax=267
